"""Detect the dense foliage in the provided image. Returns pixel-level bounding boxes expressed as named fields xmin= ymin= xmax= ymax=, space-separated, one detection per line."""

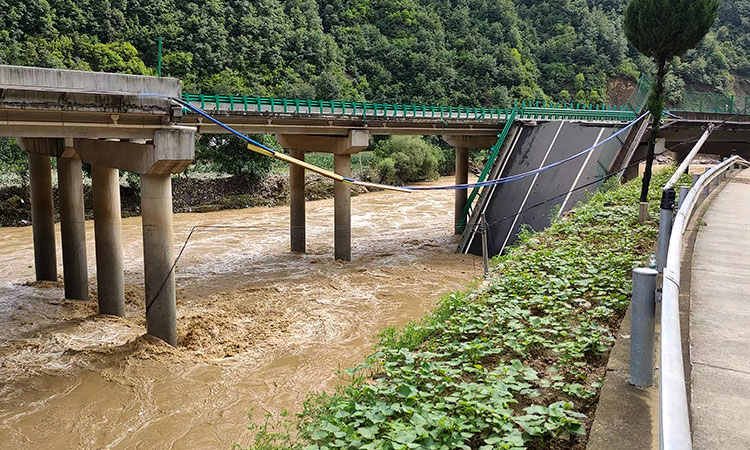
xmin=372 ymin=136 xmax=445 ymax=185
xmin=1 ymin=0 xmax=747 ymax=105
xmin=237 ymin=170 xmax=681 ymax=450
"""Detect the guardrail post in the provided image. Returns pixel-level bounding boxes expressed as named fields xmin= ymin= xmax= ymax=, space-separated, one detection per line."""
xmin=691 ymin=173 xmax=700 ymax=188
xmin=657 ymin=189 xmax=676 ymax=272
xmin=702 ymin=168 xmax=710 ymax=197
xmin=630 ymin=267 xmax=657 ymax=387
xmin=678 ymin=185 xmax=689 ymax=209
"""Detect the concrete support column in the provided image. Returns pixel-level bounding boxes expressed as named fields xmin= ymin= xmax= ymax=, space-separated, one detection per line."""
xmin=28 ymin=153 xmax=57 ymax=281
xmin=58 ymin=155 xmax=89 ymax=300
xmin=141 ymin=174 xmax=176 ymax=345
xmin=454 ymin=147 xmax=469 ymax=234
xmin=289 ymin=149 xmax=306 ymax=253
xmin=92 ymin=165 xmax=125 ymax=316
xmin=334 ymin=154 xmax=352 ymax=261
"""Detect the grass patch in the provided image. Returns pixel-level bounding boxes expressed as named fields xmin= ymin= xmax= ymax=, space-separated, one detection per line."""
xmin=236 ymin=170 xmax=681 ymax=450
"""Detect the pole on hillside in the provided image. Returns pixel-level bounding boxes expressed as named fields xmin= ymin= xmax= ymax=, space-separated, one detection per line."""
xmin=157 ymin=37 xmax=163 ymax=77
xmin=480 ymin=213 xmax=489 ymax=277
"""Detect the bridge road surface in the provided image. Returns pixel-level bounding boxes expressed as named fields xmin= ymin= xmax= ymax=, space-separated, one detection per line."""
xmin=464 ymin=121 xmax=620 ymax=256
xmin=690 ymin=168 xmax=750 ymax=449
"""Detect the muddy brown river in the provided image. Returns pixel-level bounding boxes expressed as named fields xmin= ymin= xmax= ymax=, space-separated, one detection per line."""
xmin=0 ymin=177 xmax=480 ymax=449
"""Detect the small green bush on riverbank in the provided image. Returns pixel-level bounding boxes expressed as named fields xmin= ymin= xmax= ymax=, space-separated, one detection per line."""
xmin=238 ymin=170 xmax=679 ymax=450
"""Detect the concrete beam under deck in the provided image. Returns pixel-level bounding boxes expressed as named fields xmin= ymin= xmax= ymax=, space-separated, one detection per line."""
xmin=276 ymin=130 xmax=369 ymax=154
xmin=75 ymin=129 xmax=196 ymax=175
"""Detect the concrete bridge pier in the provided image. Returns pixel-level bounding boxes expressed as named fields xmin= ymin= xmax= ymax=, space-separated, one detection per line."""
xmin=141 ymin=173 xmax=176 ymax=345
xmin=57 ymin=146 xmax=89 ymax=300
xmin=25 ymin=146 xmax=57 ymax=281
xmin=454 ymin=147 xmax=469 ymax=234
xmin=76 ymin=129 xmax=195 ymax=344
xmin=276 ymin=130 xmax=369 ymax=261
xmin=334 ymin=154 xmax=352 ymax=261
xmin=443 ymin=136 xmax=499 ymax=235
xmin=91 ymin=165 xmax=125 ymax=316
xmin=22 ymin=137 xmax=90 ymax=297
xmin=289 ymin=149 xmax=306 ymax=253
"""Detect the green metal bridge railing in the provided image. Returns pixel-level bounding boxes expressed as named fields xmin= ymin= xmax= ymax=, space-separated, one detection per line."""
xmin=633 ymin=74 xmax=750 ymax=115
xmin=181 ymin=93 xmax=638 ymax=122
xmin=457 ymin=108 xmax=519 ymax=231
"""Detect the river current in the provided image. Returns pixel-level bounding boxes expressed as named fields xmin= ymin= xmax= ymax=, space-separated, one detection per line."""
xmin=0 ymin=177 xmax=480 ymax=449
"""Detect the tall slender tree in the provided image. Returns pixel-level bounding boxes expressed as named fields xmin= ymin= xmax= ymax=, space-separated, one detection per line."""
xmin=624 ymin=0 xmax=718 ymax=203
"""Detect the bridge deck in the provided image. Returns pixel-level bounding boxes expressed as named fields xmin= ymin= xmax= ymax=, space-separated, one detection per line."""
xmin=689 ymin=169 xmax=750 ymax=449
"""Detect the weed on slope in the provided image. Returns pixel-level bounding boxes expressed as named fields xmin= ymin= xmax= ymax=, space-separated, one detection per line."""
xmin=240 ymin=170 xmax=682 ymax=450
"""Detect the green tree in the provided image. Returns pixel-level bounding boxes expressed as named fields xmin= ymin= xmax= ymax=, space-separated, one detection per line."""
xmin=0 ymin=138 xmax=28 ymax=187
xmin=195 ymin=135 xmax=273 ymax=179
xmin=372 ymin=135 xmax=444 ymax=185
xmin=624 ymin=0 xmax=718 ymax=202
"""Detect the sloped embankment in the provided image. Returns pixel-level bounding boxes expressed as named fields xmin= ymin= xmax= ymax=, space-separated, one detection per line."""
xmin=244 ymin=172 xmax=677 ymax=450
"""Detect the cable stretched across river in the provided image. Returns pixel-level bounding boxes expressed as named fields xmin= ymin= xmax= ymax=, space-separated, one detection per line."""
xmin=170 ymin=97 xmax=648 ymax=193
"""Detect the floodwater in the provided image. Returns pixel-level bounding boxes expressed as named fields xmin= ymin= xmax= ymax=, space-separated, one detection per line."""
xmin=0 ymin=177 xmax=480 ymax=449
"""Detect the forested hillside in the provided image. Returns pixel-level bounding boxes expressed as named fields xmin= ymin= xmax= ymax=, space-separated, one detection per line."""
xmin=1 ymin=0 xmax=747 ymax=106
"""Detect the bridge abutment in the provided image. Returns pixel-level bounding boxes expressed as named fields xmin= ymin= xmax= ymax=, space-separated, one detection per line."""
xmin=26 ymin=149 xmax=58 ymax=282
xmin=57 ymin=152 xmax=89 ymax=300
xmin=91 ymin=165 xmax=125 ymax=317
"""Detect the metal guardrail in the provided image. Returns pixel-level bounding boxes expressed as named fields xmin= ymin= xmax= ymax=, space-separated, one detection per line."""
xmin=457 ymin=108 xmax=518 ymax=231
xmin=181 ymin=93 xmax=637 ymax=122
xmin=659 ymin=156 xmax=749 ymax=450
xmin=636 ymin=74 xmax=750 ymax=115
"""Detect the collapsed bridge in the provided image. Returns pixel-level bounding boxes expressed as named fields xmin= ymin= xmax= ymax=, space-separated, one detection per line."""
xmin=3 ymin=64 xmax=750 ymax=344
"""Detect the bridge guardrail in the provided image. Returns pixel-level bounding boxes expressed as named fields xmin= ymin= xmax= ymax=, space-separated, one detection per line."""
xmin=181 ymin=93 xmax=637 ymax=122
xmin=458 ymin=108 xmax=518 ymax=231
xmin=635 ymin=74 xmax=750 ymax=115
xmin=659 ymin=156 xmax=749 ymax=450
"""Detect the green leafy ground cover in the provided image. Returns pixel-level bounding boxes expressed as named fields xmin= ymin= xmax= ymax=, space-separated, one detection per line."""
xmin=241 ymin=171 xmax=679 ymax=450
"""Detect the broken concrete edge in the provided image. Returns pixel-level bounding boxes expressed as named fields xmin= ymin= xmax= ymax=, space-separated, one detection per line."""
xmin=20 ymin=131 xmax=196 ymax=175
xmin=0 ymin=64 xmax=181 ymax=97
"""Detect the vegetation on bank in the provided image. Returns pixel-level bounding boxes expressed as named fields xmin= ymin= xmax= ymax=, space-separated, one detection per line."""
xmin=237 ymin=170 xmax=685 ymax=450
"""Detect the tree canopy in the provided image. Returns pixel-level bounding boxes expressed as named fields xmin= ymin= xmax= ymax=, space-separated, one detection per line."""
xmin=0 ymin=0 xmax=746 ymax=106
xmin=624 ymin=0 xmax=718 ymax=203
xmin=625 ymin=0 xmax=719 ymax=60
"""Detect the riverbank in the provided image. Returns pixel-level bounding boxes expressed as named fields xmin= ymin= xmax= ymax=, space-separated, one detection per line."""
xmin=0 ymin=172 xmax=370 ymax=227
xmin=0 ymin=176 xmax=479 ymax=449
xmin=246 ymin=172 xmax=679 ymax=450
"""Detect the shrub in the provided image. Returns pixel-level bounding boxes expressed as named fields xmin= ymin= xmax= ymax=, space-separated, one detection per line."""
xmin=372 ymin=136 xmax=444 ymax=185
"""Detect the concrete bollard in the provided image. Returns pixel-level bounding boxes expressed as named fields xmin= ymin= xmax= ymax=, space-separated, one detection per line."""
xmin=630 ymin=267 xmax=658 ymax=387
xmin=638 ymin=202 xmax=649 ymax=224
xmin=656 ymin=189 xmax=675 ymax=273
